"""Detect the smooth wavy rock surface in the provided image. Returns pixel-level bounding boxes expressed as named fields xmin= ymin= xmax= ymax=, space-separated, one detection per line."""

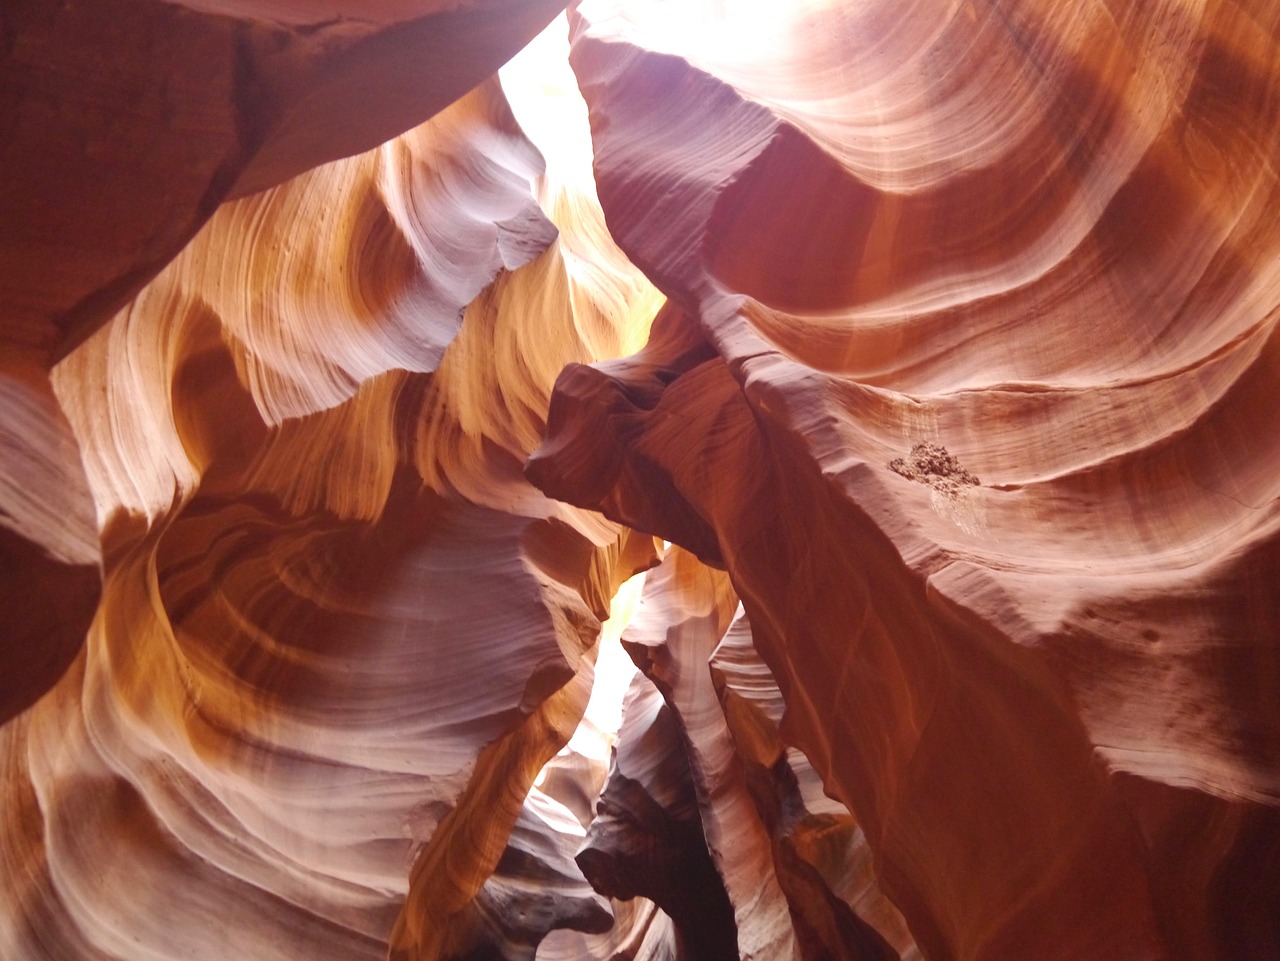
xmin=406 ymin=784 xmax=614 ymax=961
xmin=4 ymin=1 xmax=1280 ymax=960
xmin=528 ymin=0 xmax=1280 ymax=958
xmin=2 ymin=35 xmax=662 ymax=961
xmin=3 ymin=0 xmax=566 ymax=361
xmin=577 ymin=669 xmax=740 ymax=960
xmin=0 ymin=0 xmax=567 ymax=728
xmin=608 ymin=547 xmax=918 ymax=961
xmin=619 ymin=548 xmax=803 ymax=961
xmin=710 ymin=610 xmax=920 ymax=961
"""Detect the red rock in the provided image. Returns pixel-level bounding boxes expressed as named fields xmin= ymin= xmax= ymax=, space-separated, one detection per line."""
xmin=528 ymin=2 xmax=1280 ymax=958
xmin=577 ymin=670 xmax=739 ymax=960
xmin=5 ymin=1 xmax=1280 ymax=959
xmin=0 ymin=0 xmax=566 ymax=727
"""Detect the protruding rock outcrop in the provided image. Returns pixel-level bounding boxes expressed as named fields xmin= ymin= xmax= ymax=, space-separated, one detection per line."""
xmin=711 ymin=611 xmax=920 ymax=961
xmin=577 ymin=671 xmax=740 ymax=961
xmin=406 ymin=784 xmax=614 ymax=961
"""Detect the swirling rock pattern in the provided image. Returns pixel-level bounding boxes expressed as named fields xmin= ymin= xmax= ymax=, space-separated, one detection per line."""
xmin=4 ymin=1 xmax=1280 ymax=960
xmin=619 ymin=549 xmax=802 ymax=961
xmin=0 ymin=0 xmax=567 ymax=727
xmin=710 ymin=610 xmax=919 ymax=961
xmin=576 ymin=670 xmax=739 ymax=961
xmin=412 ymin=785 xmax=614 ymax=961
xmin=529 ymin=0 xmax=1280 ymax=959
xmin=607 ymin=548 xmax=917 ymax=961
xmin=2 ymin=24 xmax=660 ymax=961
xmin=2 ymin=0 xmax=567 ymax=360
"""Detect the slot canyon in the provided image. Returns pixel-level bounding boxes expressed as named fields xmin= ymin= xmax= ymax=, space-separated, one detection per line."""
xmin=2 ymin=0 xmax=1279 ymax=959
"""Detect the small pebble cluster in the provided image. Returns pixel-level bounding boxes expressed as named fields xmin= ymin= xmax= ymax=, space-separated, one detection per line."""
xmin=889 ymin=442 xmax=980 ymax=496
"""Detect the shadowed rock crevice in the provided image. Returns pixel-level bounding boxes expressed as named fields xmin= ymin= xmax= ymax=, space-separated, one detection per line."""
xmin=576 ymin=676 xmax=740 ymax=961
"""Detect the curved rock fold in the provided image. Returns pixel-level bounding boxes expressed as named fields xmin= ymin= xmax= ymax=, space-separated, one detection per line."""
xmin=4 ymin=1 xmax=1280 ymax=960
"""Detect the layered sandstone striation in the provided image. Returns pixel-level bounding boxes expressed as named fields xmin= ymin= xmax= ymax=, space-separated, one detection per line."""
xmin=5 ymin=0 xmax=1280 ymax=960
xmin=530 ymin=0 xmax=1280 ymax=958
xmin=3 ymin=12 xmax=661 ymax=959
xmin=0 ymin=0 xmax=567 ymax=726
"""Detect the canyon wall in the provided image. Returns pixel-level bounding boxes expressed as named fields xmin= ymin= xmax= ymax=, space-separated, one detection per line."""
xmin=3 ymin=0 xmax=1279 ymax=959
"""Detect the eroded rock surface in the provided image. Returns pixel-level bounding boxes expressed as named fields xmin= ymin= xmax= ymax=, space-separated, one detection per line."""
xmin=530 ymin=1 xmax=1280 ymax=958
xmin=577 ymin=671 xmax=740 ymax=961
xmin=4 ymin=1 xmax=1280 ymax=960
xmin=0 ymin=0 xmax=569 ymax=729
xmin=2 ymin=24 xmax=660 ymax=960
